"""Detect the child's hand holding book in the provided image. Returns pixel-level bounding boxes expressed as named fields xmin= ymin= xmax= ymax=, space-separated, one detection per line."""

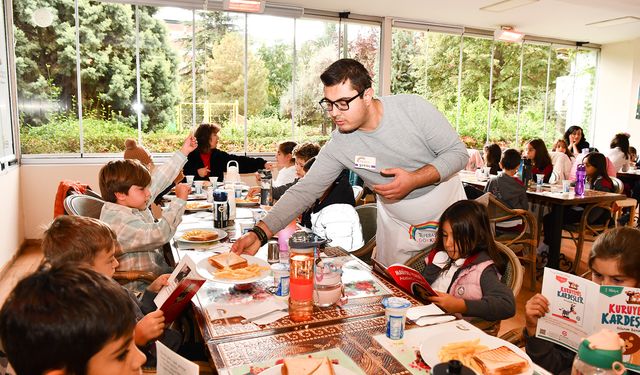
xmin=428 ymin=291 xmax=468 ymax=314
xmin=135 ymin=310 xmax=166 ymax=346
xmin=525 ymin=293 xmax=550 ymax=336
xmin=148 ymin=274 xmax=171 ymax=293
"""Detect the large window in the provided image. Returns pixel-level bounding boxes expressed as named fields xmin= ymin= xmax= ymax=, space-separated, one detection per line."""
xmin=0 ymin=0 xmax=14 ymax=162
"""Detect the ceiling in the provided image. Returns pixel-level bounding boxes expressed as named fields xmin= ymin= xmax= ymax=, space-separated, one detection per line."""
xmin=272 ymin=0 xmax=640 ymax=45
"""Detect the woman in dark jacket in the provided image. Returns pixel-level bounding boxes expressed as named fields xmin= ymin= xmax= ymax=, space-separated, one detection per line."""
xmin=183 ymin=123 xmax=268 ymax=181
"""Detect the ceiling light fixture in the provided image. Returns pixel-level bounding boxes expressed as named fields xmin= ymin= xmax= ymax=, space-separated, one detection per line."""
xmin=481 ymin=0 xmax=539 ymax=12
xmin=222 ymin=0 xmax=265 ymax=13
xmin=586 ymin=16 xmax=640 ymax=28
xmin=494 ymin=26 xmax=524 ymax=42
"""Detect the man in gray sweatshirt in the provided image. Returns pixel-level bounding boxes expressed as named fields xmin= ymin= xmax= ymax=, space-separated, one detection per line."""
xmin=232 ymin=58 xmax=469 ymax=265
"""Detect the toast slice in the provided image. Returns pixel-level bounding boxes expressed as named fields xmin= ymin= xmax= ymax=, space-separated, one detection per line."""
xmin=182 ymin=229 xmax=218 ymax=242
xmin=207 ymin=252 xmax=248 ymax=270
xmin=472 ymin=346 xmax=529 ymax=375
xmin=280 ymin=357 xmax=335 ymax=375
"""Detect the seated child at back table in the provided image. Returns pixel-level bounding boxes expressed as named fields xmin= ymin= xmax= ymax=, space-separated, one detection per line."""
xmin=524 ymin=226 xmax=640 ymax=375
xmin=42 ymin=215 xmax=181 ymax=368
xmin=422 ymin=200 xmax=516 ymax=322
xmin=0 ymin=263 xmax=146 ymax=375
xmin=99 ymin=134 xmax=196 ymax=292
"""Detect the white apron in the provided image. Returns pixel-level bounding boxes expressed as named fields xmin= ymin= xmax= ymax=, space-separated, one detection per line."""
xmin=374 ymin=174 xmax=466 ymax=266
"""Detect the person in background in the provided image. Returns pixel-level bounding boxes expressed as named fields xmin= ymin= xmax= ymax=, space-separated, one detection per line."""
xmin=422 ymin=200 xmax=516 ymax=322
xmin=232 ymin=58 xmax=468 ymax=266
xmin=564 ymin=125 xmax=590 ymax=157
xmin=629 ymin=146 xmax=638 ymax=169
xmin=524 ymin=138 xmax=553 ymax=183
xmin=183 ymin=123 xmax=268 ymax=182
xmin=483 ymin=143 xmax=502 ymax=175
xmin=524 ymin=227 xmax=640 ymax=375
xmin=606 ymin=132 xmax=630 ymax=172
xmin=552 ymin=139 xmax=574 ymax=160
xmin=99 ymin=135 xmax=195 ymax=292
xmin=42 ymin=215 xmax=184 ymax=368
xmin=539 ymin=152 xmax=613 ymax=254
xmin=0 ymin=263 xmax=146 ymax=375
xmin=272 ymin=141 xmax=297 ymax=187
xmin=550 ymin=139 xmax=573 ymax=182
xmin=299 ymin=158 xmax=363 ymax=251
xmin=484 ymin=149 xmax=528 ymax=210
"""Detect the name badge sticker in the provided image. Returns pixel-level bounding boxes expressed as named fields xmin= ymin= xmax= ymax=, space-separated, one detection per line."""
xmin=354 ymin=155 xmax=376 ymax=170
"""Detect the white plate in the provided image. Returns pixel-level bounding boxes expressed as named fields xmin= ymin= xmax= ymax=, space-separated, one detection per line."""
xmin=184 ymin=201 xmax=212 ymax=211
xmin=175 ymin=228 xmax=227 ymax=243
xmin=259 ymin=363 xmax=356 ymax=375
xmin=419 ymin=329 xmax=533 ymax=375
xmin=196 ymin=255 xmax=270 ymax=284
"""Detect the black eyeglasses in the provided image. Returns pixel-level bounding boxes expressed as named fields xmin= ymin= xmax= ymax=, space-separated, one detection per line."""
xmin=318 ymin=89 xmax=365 ymax=112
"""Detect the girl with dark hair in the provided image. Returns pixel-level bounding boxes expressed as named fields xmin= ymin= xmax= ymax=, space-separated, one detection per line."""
xmin=607 ymin=132 xmax=630 ymax=172
xmin=421 ymin=200 xmax=515 ymax=322
xmin=183 ymin=123 xmax=268 ymax=181
xmin=563 ymin=125 xmax=590 ymax=156
xmin=483 ymin=143 xmax=502 ymax=175
xmin=525 ymin=227 xmax=640 ymax=374
xmin=524 ymin=138 xmax=553 ymax=183
xmin=539 ymin=152 xmax=613 ymax=254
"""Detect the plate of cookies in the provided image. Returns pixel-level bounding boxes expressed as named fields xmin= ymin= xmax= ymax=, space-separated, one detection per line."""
xmin=176 ymin=228 xmax=227 ymax=243
xmin=197 ymin=253 xmax=270 ymax=283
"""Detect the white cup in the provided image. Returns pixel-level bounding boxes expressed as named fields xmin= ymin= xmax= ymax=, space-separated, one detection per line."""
xmin=208 ymin=176 xmax=218 ymax=187
xmin=562 ymin=180 xmax=571 ymax=193
xmin=382 ymin=297 xmax=411 ymax=340
xmin=185 ymin=175 xmax=195 ymax=185
xmin=536 ymin=174 xmax=545 ymax=185
xmin=193 ymin=180 xmax=204 ymax=194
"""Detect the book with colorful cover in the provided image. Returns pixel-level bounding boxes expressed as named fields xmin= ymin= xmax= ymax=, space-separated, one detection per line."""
xmin=385 ymin=263 xmax=437 ymax=304
xmin=537 ymin=267 xmax=640 ymax=371
xmin=153 ymin=254 xmax=206 ymax=325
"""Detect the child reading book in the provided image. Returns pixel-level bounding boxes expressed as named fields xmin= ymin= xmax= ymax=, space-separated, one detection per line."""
xmin=421 ymin=200 xmax=516 ymax=322
xmin=42 ymin=215 xmax=181 ymax=368
xmin=99 ymin=134 xmax=196 ymax=292
xmin=524 ymin=226 xmax=640 ymax=375
xmin=0 ymin=263 xmax=146 ymax=375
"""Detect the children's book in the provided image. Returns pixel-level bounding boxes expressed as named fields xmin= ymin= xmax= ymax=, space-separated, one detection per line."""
xmin=154 ymin=254 xmax=206 ymax=325
xmin=537 ymin=267 xmax=640 ymax=371
xmin=385 ymin=263 xmax=437 ymax=304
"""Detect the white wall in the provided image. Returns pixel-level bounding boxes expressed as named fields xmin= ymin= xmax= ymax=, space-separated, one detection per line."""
xmin=0 ymin=167 xmax=23 ymax=267
xmin=593 ymin=38 xmax=640 ymax=151
xmin=21 ymin=164 xmax=102 ymax=239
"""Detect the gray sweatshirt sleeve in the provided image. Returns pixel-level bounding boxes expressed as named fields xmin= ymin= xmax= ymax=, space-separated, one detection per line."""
xmin=464 ymin=266 xmax=516 ymax=321
xmin=262 ymin=145 xmax=345 ymax=234
xmin=415 ymin=97 xmax=469 ymax=180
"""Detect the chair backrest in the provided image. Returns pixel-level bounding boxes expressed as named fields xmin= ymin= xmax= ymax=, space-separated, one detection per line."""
xmin=494 ymin=242 xmax=523 ymax=298
xmin=610 ymin=176 xmax=624 ymax=194
xmin=355 ymin=203 xmax=376 ymax=243
xmin=63 ymin=194 xmax=105 ymax=219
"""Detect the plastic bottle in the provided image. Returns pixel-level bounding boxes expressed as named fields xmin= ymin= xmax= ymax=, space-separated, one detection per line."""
xmin=277 ymin=220 xmax=296 ymax=264
xmin=575 ymin=163 xmax=586 ymax=196
xmin=521 ymin=157 xmax=532 ymax=188
xmin=212 ymin=189 xmax=228 ymax=228
xmin=259 ymin=169 xmax=273 ymax=206
xmin=571 ymin=329 xmax=626 ymax=375
xmin=288 ymin=231 xmax=326 ymax=322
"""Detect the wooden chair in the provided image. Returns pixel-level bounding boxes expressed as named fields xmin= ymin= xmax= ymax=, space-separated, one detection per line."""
xmin=610 ymin=176 xmax=637 ymax=227
xmin=404 ymin=248 xmax=430 ymax=275
xmin=486 ymin=194 xmax=538 ymax=290
xmin=63 ymin=194 xmax=159 ymax=285
xmin=351 ymin=203 xmax=376 ymax=264
xmin=561 ymin=202 xmax=616 ymax=274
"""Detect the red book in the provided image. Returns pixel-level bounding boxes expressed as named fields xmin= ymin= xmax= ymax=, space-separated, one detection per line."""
xmin=154 ymin=255 xmax=206 ymax=325
xmin=385 ymin=263 xmax=438 ymax=304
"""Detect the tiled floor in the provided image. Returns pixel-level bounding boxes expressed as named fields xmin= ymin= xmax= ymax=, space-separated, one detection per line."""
xmin=0 ymin=237 xmax=593 ymax=342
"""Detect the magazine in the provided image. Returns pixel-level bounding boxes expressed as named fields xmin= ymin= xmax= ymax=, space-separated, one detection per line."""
xmin=385 ymin=263 xmax=437 ymax=304
xmin=537 ymin=267 xmax=640 ymax=371
xmin=154 ymin=254 xmax=206 ymax=325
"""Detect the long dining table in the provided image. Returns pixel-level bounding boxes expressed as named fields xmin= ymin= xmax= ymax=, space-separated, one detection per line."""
xmin=459 ymin=170 xmax=625 ymax=270
xmin=170 ymin=204 xmax=552 ymax=374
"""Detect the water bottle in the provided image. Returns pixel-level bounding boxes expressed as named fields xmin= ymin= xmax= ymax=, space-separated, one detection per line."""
xmin=223 ymin=184 xmax=236 ymax=221
xmin=213 ymin=189 xmax=229 ymax=228
xmin=288 ymin=231 xmax=326 ymax=322
xmin=259 ymin=169 xmax=273 ymax=206
xmin=521 ymin=157 xmax=532 ymax=187
xmin=575 ymin=163 xmax=586 ymax=196
xmin=571 ymin=329 xmax=626 ymax=375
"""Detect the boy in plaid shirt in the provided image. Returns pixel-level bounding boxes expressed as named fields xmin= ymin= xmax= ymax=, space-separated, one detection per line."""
xmin=99 ymin=135 xmax=197 ymax=291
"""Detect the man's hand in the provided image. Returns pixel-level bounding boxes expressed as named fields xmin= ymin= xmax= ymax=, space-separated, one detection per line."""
xmin=427 ymin=292 xmax=467 ymax=314
xmin=525 ymin=293 xmax=549 ymax=336
xmin=197 ymin=167 xmax=210 ymax=178
xmin=174 ymin=183 xmax=191 ymax=200
xmin=147 ymin=274 xmax=170 ymax=293
xmin=135 ymin=310 xmax=165 ymax=345
xmin=231 ymin=231 xmax=262 ymax=256
xmin=180 ymin=134 xmax=198 ymax=156
xmin=372 ymin=168 xmax=419 ymax=200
